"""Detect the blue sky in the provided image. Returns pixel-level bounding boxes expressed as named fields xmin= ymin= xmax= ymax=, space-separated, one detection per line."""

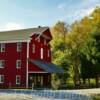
xmin=0 ymin=0 xmax=100 ymax=31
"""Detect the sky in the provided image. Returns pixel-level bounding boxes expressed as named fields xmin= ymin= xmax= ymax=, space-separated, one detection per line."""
xmin=0 ymin=0 xmax=100 ymax=31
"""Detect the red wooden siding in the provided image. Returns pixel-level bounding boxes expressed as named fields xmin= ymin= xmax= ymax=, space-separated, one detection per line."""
xmin=0 ymin=28 xmax=52 ymax=88
xmin=43 ymin=29 xmax=52 ymax=39
xmin=0 ymin=42 xmax=27 ymax=88
xmin=29 ymin=34 xmax=51 ymax=62
xmin=28 ymin=61 xmax=44 ymax=72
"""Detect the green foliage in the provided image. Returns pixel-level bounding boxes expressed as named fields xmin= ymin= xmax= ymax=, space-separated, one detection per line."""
xmin=80 ymin=7 xmax=100 ymax=87
xmin=92 ymin=95 xmax=100 ymax=100
xmin=51 ymin=21 xmax=70 ymax=89
xmin=51 ymin=6 xmax=100 ymax=89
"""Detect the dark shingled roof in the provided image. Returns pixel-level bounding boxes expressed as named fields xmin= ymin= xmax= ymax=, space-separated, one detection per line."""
xmin=30 ymin=60 xmax=64 ymax=73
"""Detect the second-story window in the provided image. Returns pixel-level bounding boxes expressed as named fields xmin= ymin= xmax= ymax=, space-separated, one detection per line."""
xmin=17 ymin=43 xmax=22 ymax=52
xmin=0 ymin=60 xmax=5 ymax=68
xmin=16 ymin=60 xmax=21 ymax=69
xmin=32 ymin=44 xmax=35 ymax=53
xmin=40 ymin=48 xmax=43 ymax=59
xmin=0 ymin=43 xmax=5 ymax=52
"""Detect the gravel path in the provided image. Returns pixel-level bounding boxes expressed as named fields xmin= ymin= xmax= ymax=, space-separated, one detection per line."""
xmin=0 ymin=93 xmax=68 ymax=100
xmin=0 ymin=93 xmax=34 ymax=100
xmin=0 ymin=88 xmax=100 ymax=100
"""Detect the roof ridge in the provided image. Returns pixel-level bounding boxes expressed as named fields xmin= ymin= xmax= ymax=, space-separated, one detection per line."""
xmin=0 ymin=26 xmax=49 ymax=33
xmin=0 ymin=26 xmax=49 ymax=41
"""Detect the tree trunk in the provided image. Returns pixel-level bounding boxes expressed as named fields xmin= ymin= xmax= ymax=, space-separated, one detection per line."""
xmin=88 ymin=78 xmax=90 ymax=87
xmin=95 ymin=75 xmax=99 ymax=88
xmin=83 ymin=78 xmax=86 ymax=84
xmin=73 ymin=62 xmax=80 ymax=88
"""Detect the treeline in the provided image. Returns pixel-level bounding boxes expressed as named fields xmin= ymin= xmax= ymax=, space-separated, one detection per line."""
xmin=51 ymin=7 xmax=100 ymax=89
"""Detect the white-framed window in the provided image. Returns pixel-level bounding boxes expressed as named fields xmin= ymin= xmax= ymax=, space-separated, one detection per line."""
xmin=40 ymin=48 xmax=43 ymax=59
xmin=17 ymin=43 xmax=22 ymax=52
xmin=0 ymin=75 xmax=4 ymax=83
xmin=0 ymin=43 xmax=5 ymax=52
xmin=16 ymin=60 xmax=21 ymax=69
xmin=32 ymin=44 xmax=35 ymax=53
xmin=16 ymin=75 xmax=21 ymax=85
xmin=0 ymin=60 xmax=5 ymax=68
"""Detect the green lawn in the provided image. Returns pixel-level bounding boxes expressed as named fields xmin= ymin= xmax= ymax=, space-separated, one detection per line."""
xmin=92 ymin=95 xmax=100 ymax=100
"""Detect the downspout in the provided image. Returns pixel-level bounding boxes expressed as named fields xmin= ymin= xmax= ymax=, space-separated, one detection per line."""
xmin=26 ymin=40 xmax=30 ymax=88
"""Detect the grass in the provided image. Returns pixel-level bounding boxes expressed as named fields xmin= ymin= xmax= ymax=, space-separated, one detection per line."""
xmin=93 ymin=96 xmax=100 ymax=100
xmin=92 ymin=95 xmax=100 ymax=100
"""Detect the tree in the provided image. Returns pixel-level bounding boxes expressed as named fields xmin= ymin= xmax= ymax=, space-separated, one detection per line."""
xmin=66 ymin=19 xmax=92 ymax=87
xmin=51 ymin=21 xmax=69 ymax=89
xmin=51 ymin=7 xmax=100 ymax=89
xmin=80 ymin=7 xmax=100 ymax=87
xmin=52 ymin=21 xmax=68 ymax=50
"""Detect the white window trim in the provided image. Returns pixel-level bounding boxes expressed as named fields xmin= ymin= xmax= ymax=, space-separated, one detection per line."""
xmin=0 ymin=75 xmax=4 ymax=83
xmin=40 ymin=48 xmax=43 ymax=59
xmin=32 ymin=44 xmax=35 ymax=53
xmin=17 ymin=42 xmax=22 ymax=52
xmin=16 ymin=60 xmax=21 ymax=69
xmin=0 ymin=60 xmax=5 ymax=68
xmin=16 ymin=75 xmax=21 ymax=85
xmin=0 ymin=43 xmax=5 ymax=52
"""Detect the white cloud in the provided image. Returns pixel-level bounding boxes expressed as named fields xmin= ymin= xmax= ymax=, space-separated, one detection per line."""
xmin=74 ymin=7 xmax=94 ymax=18
xmin=57 ymin=7 xmax=95 ymax=24
xmin=58 ymin=3 xmax=66 ymax=9
xmin=83 ymin=0 xmax=99 ymax=4
xmin=3 ymin=22 xmax=25 ymax=31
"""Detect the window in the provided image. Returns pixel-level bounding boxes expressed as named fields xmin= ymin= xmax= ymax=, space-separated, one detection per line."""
xmin=0 ymin=75 xmax=4 ymax=83
xmin=0 ymin=43 xmax=5 ymax=52
xmin=32 ymin=44 xmax=35 ymax=53
xmin=17 ymin=43 xmax=22 ymax=52
xmin=40 ymin=48 xmax=43 ymax=59
xmin=16 ymin=60 xmax=21 ymax=69
xmin=16 ymin=75 xmax=21 ymax=84
xmin=0 ymin=60 xmax=5 ymax=68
